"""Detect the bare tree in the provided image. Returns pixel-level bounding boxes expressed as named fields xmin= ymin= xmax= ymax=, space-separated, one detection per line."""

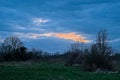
xmin=2 ymin=36 xmax=23 ymax=50
xmin=65 ymin=41 xmax=85 ymax=66
xmin=96 ymin=30 xmax=111 ymax=56
xmin=0 ymin=36 xmax=24 ymax=61
xmin=70 ymin=42 xmax=85 ymax=53
xmin=85 ymin=30 xmax=113 ymax=71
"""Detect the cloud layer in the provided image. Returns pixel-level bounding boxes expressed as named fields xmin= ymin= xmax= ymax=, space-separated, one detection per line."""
xmin=0 ymin=0 xmax=120 ymax=52
xmin=13 ymin=32 xmax=90 ymax=43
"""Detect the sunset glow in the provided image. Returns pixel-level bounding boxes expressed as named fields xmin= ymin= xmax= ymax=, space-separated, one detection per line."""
xmin=54 ymin=33 xmax=90 ymax=43
xmin=24 ymin=32 xmax=90 ymax=43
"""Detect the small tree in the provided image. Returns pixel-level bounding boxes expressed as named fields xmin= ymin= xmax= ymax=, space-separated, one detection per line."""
xmin=65 ymin=42 xmax=84 ymax=66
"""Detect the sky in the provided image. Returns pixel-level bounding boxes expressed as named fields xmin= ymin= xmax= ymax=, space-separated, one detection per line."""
xmin=0 ymin=0 xmax=120 ymax=53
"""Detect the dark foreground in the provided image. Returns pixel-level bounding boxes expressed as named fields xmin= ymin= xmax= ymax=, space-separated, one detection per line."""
xmin=0 ymin=62 xmax=120 ymax=80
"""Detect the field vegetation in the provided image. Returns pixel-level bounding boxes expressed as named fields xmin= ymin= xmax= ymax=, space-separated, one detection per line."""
xmin=0 ymin=62 xmax=120 ymax=80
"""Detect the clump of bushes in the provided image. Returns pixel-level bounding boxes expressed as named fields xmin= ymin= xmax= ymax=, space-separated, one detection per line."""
xmin=65 ymin=30 xmax=115 ymax=71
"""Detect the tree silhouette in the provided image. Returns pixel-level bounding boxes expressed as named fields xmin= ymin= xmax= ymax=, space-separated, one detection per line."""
xmin=0 ymin=36 xmax=24 ymax=61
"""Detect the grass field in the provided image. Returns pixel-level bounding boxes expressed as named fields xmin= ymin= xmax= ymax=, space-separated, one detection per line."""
xmin=0 ymin=62 xmax=120 ymax=80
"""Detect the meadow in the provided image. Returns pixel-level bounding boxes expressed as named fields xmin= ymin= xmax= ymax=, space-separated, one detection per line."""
xmin=0 ymin=62 xmax=120 ymax=80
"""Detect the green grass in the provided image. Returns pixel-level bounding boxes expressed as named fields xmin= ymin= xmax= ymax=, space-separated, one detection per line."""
xmin=0 ymin=62 xmax=120 ymax=80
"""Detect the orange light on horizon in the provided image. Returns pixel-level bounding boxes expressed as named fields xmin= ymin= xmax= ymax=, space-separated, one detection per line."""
xmin=54 ymin=32 xmax=90 ymax=43
xmin=26 ymin=32 xmax=90 ymax=43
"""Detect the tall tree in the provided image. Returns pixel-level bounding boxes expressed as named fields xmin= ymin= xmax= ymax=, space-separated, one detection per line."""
xmin=0 ymin=36 xmax=24 ymax=61
xmin=2 ymin=36 xmax=23 ymax=50
xmin=89 ymin=30 xmax=113 ymax=70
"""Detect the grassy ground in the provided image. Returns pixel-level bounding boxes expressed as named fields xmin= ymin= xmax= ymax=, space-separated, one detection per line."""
xmin=0 ymin=62 xmax=120 ymax=80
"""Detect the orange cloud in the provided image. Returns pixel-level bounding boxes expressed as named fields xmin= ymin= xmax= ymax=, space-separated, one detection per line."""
xmin=23 ymin=32 xmax=90 ymax=43
xmin=54 ymin=33 xmax=90 ymax=43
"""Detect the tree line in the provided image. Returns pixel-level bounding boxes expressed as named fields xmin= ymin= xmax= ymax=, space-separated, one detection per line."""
xmin=0 ymin=36 xmax=55 ymax=62
xmin=0 ymin=30 xmax=120 ymax=72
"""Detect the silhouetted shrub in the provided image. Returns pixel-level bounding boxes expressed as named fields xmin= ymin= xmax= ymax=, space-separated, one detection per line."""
xmin=65 ymin=30 xmax=114 ymax=71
